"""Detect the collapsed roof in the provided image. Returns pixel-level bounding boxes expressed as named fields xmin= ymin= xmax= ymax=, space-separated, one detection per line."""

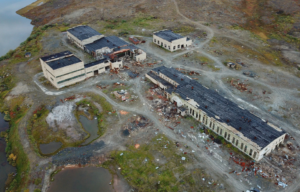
xmin=149 ymin=66 xmax=285 ymax=148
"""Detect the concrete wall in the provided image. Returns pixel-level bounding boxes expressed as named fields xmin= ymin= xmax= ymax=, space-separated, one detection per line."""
xmin=135 ymin=49 xmax=147 ymax=61
xmin=111 ymin=60 xmax=123 ymax=69
xmin=67 ymin=30 xmax=103 ymax=49
xmin=146 ymin=71 xmax=286 ymax=161
xmin=153 ymin=34 xmax=192 ymax=52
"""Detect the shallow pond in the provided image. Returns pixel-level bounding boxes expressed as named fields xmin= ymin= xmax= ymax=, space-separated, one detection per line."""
xmin=79 ymin=115 xmax=99 ymax=145
xmin=48 ymin=167 xmax=113 ymax=192
xmin=0 ymin=0 xmax=35 ymax=56
xmin=39 ymin=141 xmax=62 ymax=155
xmin=0 ymin=113 xmax=16 ymax=192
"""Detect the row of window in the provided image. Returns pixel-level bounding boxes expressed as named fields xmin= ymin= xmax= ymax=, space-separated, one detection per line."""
xmin=57 ymin=74 xmax=85 ymax=84
xmin=56 ymin=68 xmax=84 ymax=78
xmin=189 ymin=107 xmax=257 ymax=159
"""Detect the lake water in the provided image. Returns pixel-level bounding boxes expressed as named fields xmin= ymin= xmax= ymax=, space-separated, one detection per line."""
xmin=48 ymin=167 xmax=113 ymax=192
xmin=79 ymin=115 xmax=99 ymax=145
xmin=0 ymin=0 xmax=35 ymax=56
xmin=0 ymin=113 xmax=16 ymax=192
xmin=39 ymin=141 xmax=62 ymax=155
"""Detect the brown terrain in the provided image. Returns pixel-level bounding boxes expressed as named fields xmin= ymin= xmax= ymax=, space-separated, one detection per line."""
xmin=1 ymin=0 xmax=300 ymax=191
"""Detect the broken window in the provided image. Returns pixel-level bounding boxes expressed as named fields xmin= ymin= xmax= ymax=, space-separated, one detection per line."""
xmin=217 ymin=127 xmax=219 ymax=133
xmin=168 ymin=46 xmax=170 ymax=50
xmin=154 ymin=39 xmax=156 ymax=42
xmin=173 ymin=46 xmax=176 ymax=50
xmin=199 ymin=114 xmax=201 ymax=121
xmin=241 ymin=143 xmax=244 ymax=150
xmin=232 ymin=137 xmax=235 ymax=144
xmin=205 ymin=118 xmax=208 ymax=125
xmin=236 ymin=139 xmax=239 ymax=146
xmin=212 ymin=123 xmax=215 ymax=130
xmin=196 ymin=113 xmax=198 ymax=118
xmin=249 ymin=149 xmax=253 ymax=156
xmin=228 ymin=134 xmax=230 ymax=140
xmin=209 ymin=122 xmax=212 ymax=128
xmin=253 ymin=152 xmax=257 ymax=158
xmin=220 ymin=129 xmax=223 ymax=135
xmin=224 ymin=132 xmax=227 ymax=138
xmin=164 ymin=44 xmax=167 ymax=48
xmin=244 ymin=145 xmax=247 ymax=152
xmin=158 ymin=40 xmax=160 ymax=44
xmin=178 ymin=45 xmax=180 ymax=48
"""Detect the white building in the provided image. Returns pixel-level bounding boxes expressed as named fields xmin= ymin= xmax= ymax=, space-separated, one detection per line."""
xmin=153 ymin=30 xmax=192 ymax=52
xmin=67 ymin=25 xmax=104 ymax=49
xmin=146 ymin=66 xmax=286 ymax=161
xmin=40 ymin=51 xmax=123 ymax=89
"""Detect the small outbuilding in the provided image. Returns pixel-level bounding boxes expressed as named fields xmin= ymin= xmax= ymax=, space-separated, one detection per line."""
xmin=25 ymin=52 xmax=31 ymax=58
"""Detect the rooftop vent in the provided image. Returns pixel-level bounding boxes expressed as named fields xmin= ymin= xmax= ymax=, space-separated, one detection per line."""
xmin=107 ymin=40 xmax=109 ymax=42
xmin=192 ymin=86 xmax=194 ymax=90
xmin=254 ymin=136 xmax=257 ymax=140
xmin=181 ymin=78 xmax=183 ymax=81
xmin=239 ymin=127 xmax=242 ymax=130
xmin=226 ymin=119 xmax=230 ymax=122
xmin=205 ymin=106 xmax=207 ymax=109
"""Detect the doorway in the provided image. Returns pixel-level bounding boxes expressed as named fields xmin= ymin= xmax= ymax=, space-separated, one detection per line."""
xmin=94 ymin=70 xmax=99 ymax=76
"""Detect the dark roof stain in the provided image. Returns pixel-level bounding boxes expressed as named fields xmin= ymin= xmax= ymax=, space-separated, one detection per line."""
xmin=149 ymin=66 xmax=285 ymax=148
xmin=153 ymin=30 xmax=185 ymax=42
xmin=68 ymin=26 xmax=102 ymax=41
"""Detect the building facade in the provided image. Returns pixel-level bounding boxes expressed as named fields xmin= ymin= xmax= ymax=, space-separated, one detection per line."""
xmin=40 ymin=51 xmax=124 ymax=89
xmin=146 ymin=66 xmax=286 ymax=161
xmin=153 ymin=30 xmax=192 ymax=52
xmin=67 ymin=25 xmax=146 ymax=62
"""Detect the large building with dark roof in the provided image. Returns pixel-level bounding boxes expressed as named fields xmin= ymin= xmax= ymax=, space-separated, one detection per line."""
xmin=67 ymin=25 xmax=146 ymax=62
xmin=153 ymin=30 xmax=192 ymax=52
xmin=39 ymin=50 xmax=122 ymax=89
xmin=146 ymin=66 xmax=286 ymax=161
xmin=67 ymin=25 xmax=104 ymax=49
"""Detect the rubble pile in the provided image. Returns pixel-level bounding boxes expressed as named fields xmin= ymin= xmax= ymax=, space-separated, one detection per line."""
xmin=122 ymin=115 xmax=152 ymax=136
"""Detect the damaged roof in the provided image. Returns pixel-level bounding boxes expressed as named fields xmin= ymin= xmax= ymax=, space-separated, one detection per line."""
xmin=153 ymin=30 xmax=184 ymax=42
xmin=68 ymin=25 xmax=102 ymax=41
xmin=40 ymin=51 xmax=72 ymax=62
xmin=84 ymin=36 xmax=128 ymax=52
xmin=46 ymin=55 xmax=82 ymax=70
xmin=149 ymin=66 xmax=285 ymax=148
xmin=84 ymin=57 xmax=109 ymax=68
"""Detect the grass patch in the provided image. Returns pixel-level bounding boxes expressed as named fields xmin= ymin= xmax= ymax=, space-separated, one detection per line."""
xmin=3 ymin=99 xmax=30 ymax=191
xmin=27 ymin=106 xmax=83 ymax=156
xmin=102 ymin=134 xmax=220 ymax=191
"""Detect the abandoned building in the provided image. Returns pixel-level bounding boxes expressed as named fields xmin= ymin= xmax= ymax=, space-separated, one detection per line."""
xmin=67 ymin=25 xmax=146 ymax=62
xmin=40 ymin=50 xmax=123 ymax=89
xmin=153 ymin=30 xmax=192 ymax=52
xmin=146 ymin=66 xmax=286 ymax=161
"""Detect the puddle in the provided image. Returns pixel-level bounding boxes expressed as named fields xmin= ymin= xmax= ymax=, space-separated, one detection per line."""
xmin=122 ymin=129 xmax=130 ymax=137
xmin=79 ymin=116 xmax=99 ymax=145
xmin=0 ymin=113 xmax=16 ymax=192
xmin=39 ymin=141 xmax=62 ymax=155
xmin=48 ymin=167 xmax=113 ymax=192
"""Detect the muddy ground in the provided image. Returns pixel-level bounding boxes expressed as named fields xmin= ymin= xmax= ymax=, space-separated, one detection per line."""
xmin=1 ymin=0 xmax=300 ymax=191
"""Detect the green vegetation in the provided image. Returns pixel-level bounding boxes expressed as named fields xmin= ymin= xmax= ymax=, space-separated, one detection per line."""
xmin=85 ymin=92 xmax=113 ymax=112
xmin=27 ymin=105 xmax=81 ymax=156
xmin=8 ymin=24 xmax=53 ymax=64
xmin=75 ymin=99 xmax=108 ymax=138
xmin=206 ymin=129 xmax=251 ymax=160
xmin=102 ymin=135 xmax=219 ymax=191
xmin=0 ymin=96 xmax=30 ymax=192
xmin=97 ymin=15 xmax=160 ymax=36
xmin=173 ymin=25 xmax=195 ymax=34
